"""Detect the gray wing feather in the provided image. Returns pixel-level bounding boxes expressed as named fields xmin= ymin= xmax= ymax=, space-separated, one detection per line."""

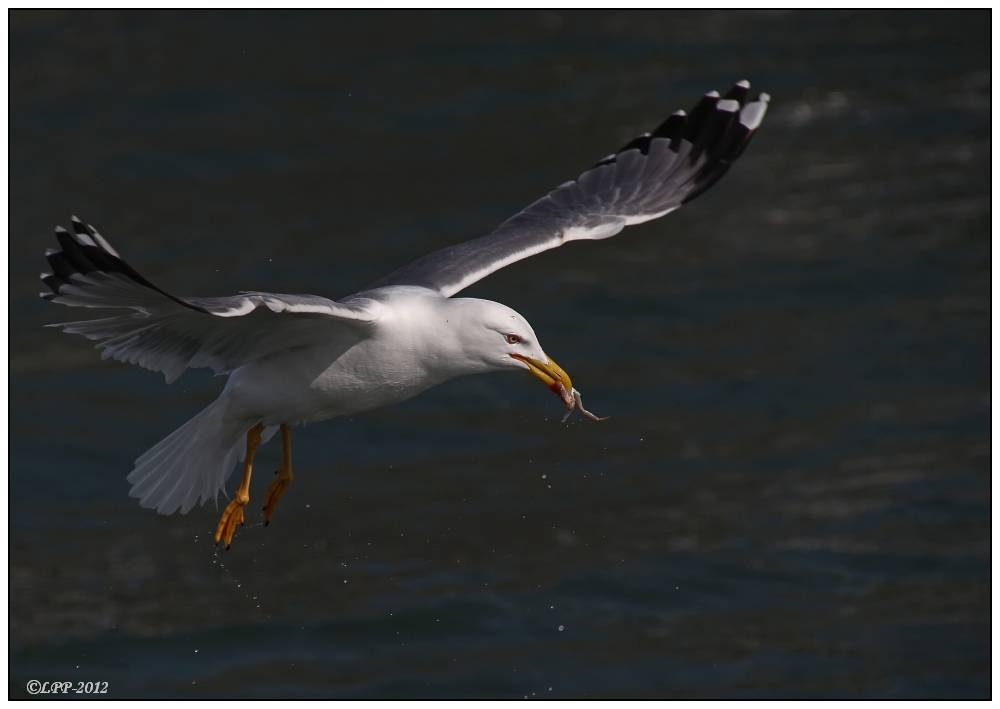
xmin=365 ymin=82 xmax=769 ymax=297
xmin=41 ymin=218 xmax=379 ymax=383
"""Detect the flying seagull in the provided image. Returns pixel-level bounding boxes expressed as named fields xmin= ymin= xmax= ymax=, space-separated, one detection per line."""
xmin=41 ymin=81 xmax=769 ymax=547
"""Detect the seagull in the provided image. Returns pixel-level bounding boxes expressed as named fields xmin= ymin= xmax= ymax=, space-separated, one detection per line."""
xmin=41 ymin=81 xmax=769 ymax=547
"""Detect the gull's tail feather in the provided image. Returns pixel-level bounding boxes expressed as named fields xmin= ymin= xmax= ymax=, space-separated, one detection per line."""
xmin=126 ymin=397 xmax=270 ymax=515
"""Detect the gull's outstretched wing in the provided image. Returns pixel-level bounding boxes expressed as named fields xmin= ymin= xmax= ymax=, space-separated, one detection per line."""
xmin=41 ymin=217 xmax=381 ymax=383
xmin=365 ymin=81 xmax=769 ymax=298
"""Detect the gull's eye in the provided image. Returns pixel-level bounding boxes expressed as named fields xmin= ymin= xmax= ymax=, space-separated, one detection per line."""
xmin=506 ymin=333 xmax=521 ymax=345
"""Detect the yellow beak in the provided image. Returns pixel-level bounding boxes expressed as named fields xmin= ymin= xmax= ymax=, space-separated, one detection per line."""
xmin=511 ymin=353 xmax=575 ymax=409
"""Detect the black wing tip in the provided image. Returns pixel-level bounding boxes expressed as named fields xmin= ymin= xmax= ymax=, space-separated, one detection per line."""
xmin=591 ymin=80 xmax=768 ymax=206
xmin=42 ymin=217 xmax=211 ymax=314
xmin=41 ymin=272 xmax=66 ymax=294
xmin=45 ymin=217 xmax=125 ymax=293
xmin=724 ymin=80 xmax=750 ymax=103
xmin=620 ymin=133 xmax=652 ymax=155
xmin=603 ymin=80 xmax=766 ymax=174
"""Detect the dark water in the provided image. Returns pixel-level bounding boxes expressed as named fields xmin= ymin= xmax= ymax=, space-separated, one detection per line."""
xmin=10 ymin=10 xmax=990 ymax=698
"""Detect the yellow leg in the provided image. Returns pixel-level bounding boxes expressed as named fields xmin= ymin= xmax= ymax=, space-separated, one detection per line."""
xmin=262 ymin=423 xmax=293 ymax=526
xmin=214 ymin=422 xmax=265 ymax=549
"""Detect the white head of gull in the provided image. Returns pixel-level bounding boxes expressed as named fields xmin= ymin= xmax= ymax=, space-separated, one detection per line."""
xmin=40 ymin=81 xmax=769 ymax=547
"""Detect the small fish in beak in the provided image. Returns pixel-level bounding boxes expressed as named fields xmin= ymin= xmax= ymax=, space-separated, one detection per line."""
xmin=511 ymin=353 xmax=609 ymax=422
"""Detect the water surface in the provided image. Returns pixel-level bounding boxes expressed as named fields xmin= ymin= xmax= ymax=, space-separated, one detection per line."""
xmin=10 ymin=10 xmax=989 ymax=698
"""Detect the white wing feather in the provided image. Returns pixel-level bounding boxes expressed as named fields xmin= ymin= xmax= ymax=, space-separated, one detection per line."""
xmin=365 ymin=83 xmax=769 ymax=297
xmin=42 ymin=218 xmax=380 ymax=383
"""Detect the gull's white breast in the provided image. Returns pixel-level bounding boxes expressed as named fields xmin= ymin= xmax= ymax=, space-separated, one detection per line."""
xmin=220 ymin=288 xmax=478 ymax=426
